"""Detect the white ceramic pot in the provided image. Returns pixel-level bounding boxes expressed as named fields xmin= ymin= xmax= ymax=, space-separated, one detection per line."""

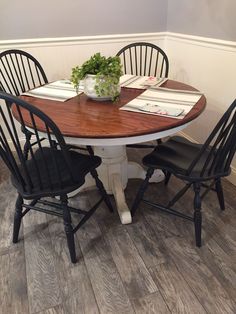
xmin=83 ymin=74 xmax=120 ymax=101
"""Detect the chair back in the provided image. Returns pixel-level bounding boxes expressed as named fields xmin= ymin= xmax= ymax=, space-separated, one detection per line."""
xmin=0 ymin=92 xmax=74 ymax=197
xmin=0 ymin=49 xmax=48 ymax=96
xmin=116 ymin=42 xmax=169 ymax=77
xmin=188 ymin=100 xmax=236 ymax=178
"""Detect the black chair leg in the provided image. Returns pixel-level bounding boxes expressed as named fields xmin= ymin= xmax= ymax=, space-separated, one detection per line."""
xmin=131 ymin=168 xmax=154 ymax=216
xmin=13 ymin=194 xmax=23 ymax=243
xmin=215 ymin=178 xmax=225 ymax=210
xmin=61 ymin=195 xmax=76 ymax=263
xmin=86 ymin=145 xmax=94 ymax=156
xmin=22 ymin=127 xmax=32 ymax=160
xmin=164 ymin=171 xmax=171 ymax=185
xmin=90 ymin=169 xmax=113 ymax=212
xmin=193 ymin=183 xmax=202 ymax=247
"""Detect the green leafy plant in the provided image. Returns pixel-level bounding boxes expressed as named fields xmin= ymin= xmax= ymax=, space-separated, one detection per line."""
xmin=71 ymin=53 xmax=123 ymax=101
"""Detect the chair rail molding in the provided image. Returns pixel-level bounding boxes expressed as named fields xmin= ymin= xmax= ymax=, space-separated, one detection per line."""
xmin=166 ymin=32 xmax=236 ymax=52
xmin=1 ymin=31 xmax=236 ymax=50
xmin=0 ymin=32 xmax=166 ymax=49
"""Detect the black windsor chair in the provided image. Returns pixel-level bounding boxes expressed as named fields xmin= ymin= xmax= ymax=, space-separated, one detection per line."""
xmin=0 ymin=91 xmax=113 ymax=263
xmin=131 ymin=99 xmax=236 ymax=247
xmin=0 ymin=49 xmax=93 ymax=158
xmin=116 ymin=42 xmax=169 ymax=149
xmin=0 ymin=49 xmax=48 ymax=158
xmin=116 ymin=42 xmax=169 ymax=78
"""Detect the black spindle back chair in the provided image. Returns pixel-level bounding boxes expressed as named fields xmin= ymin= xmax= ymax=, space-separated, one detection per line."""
xmin=0 ymin=49 xmax=48 ymax=96
xmin=0 ymin=49 xmax=48 ymax=158
xmin=117 ymin=42 xmax=169 ymax=149
xmin=132 ymin=99 xmax=236 ymax=247
xmin=0 ymin=91 xmax=113 ymax=263
xmin=116 ymin=42 xmax=169 ymax=78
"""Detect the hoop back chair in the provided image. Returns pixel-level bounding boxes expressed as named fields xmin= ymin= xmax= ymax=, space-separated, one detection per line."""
xmin=116 ymin=42 xmax=169 ymax=78
xmin=116 ymin=42 xmax=169 ymax=149
xmin=0 ymin=49 xmax=48 ymax=95
xmin=132 ymin=99 xmax=236 ymax=247
xmin=0 ymin=91 xmax=113 ymax=263
xmin=0 ymin=49 xmax=48 ymax=158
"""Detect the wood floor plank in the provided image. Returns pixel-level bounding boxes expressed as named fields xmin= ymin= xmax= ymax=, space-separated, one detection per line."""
xmin=150 ymin=261 xmax=206 ymax=314
xmin=125 ymin=219 xmax=166 ymax=269
xmin=37 ymin=304 xmax=65 ymax=314
xmin=203 ymin=204 xmax=236 ymax=256
xmin=0 ymin=253 xmax=13 ymax=313
xmin=202 ymin=185 xmax=236 ymax=236
xmin=199 ymin=239 xmax=236 ymax=303
xmin=83 ymin=256 xmax=135 ymax=314
xmin=133 ymin=180 xmax=182 ymax=240
xmin=105 ymin=225 xmax=158 ymax=299
xmin=9 ymin=248 xmax=29 ymax=314
xmin=47 ymin=213 xmax=99 ymax=314
xmin=221 ymin=178 xmax=236 ymax=210
xmin=0 ymin=161 xmax=10 ymax=178
xmin=163 ymin=237 xmax=236 ymax=314
xmin=132 ymin=292 xmax=171 ymax=314
xmin=23 ymin=211 xmax=62 ymax=314
xmin=0 ymin=249 xmax=29 ymax=314
xmin=0 ymin=179 xmax=19 ymax=255
xmin=78 ymin=217 xmax=135 ymax=313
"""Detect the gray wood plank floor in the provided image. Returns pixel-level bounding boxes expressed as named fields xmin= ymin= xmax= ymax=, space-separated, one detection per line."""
xmin=0 ymin=148 xmax=235 ymax=314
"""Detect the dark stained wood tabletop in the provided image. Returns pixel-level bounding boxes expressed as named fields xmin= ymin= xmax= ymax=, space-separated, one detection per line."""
xmin=18 ymin=80 xmax=206 ymax=139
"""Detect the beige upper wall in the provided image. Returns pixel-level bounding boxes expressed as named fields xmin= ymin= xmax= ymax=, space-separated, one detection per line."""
xmin=167 ymin=0 xmax=236 ymax=41
xmin=1 ymin=1 xmax=236 ymax=41
xmin=0 ymin=0 xmax=167 ymax=40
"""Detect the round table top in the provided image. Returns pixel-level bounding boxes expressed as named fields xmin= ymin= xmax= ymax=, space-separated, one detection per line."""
xmin=19 ymin=80 xmax=206 ymax=143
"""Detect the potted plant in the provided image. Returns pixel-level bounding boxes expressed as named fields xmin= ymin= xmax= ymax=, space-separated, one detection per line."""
xmin=71 ymin=52 xmax=123 ymax=101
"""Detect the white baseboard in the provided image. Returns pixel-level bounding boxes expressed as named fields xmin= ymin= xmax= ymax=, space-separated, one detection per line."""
xmin=178 ymin=131 xmax=236 ymax=186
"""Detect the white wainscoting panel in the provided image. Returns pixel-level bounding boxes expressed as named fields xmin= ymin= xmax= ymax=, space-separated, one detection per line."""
xmin=0 ymin=33 xmax=165 ymax=83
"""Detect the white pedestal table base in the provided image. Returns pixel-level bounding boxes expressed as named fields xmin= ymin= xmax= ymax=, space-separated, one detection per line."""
xmin=68 ymin=145 xmax=164 ymax=224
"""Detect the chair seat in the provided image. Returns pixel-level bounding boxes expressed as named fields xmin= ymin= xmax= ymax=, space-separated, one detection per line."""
xmin=12 ymin=148 xmax=101 ymax=198
xmin=143 ymin=136 xmax=211 ymax=178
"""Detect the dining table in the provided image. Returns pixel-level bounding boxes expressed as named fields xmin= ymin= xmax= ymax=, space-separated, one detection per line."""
xmin=19 ymin=79 xmax=206 ymax=224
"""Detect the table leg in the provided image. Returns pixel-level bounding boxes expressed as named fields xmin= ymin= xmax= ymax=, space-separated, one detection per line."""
xmin=94 ymin=146 xmax=164 ymax=224
xmin=110 ymin=173 xmax=132 ymax=224
xmin=68 ymin=145 xmax=164 ymax=224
